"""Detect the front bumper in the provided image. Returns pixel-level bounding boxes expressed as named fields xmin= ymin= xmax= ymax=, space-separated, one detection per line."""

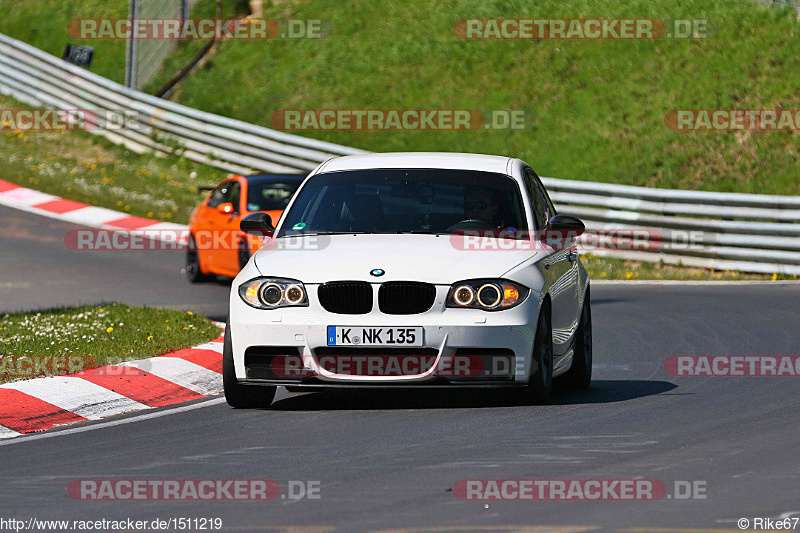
xmin=229 ymin=284 xmax=542 ymax=385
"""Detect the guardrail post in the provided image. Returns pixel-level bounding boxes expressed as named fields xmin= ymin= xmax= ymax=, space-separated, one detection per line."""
xmin=124 ymin=0 xmax=139 ymax=89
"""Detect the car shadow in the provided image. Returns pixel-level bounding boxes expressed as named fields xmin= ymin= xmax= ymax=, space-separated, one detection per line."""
xmin=269 ymin=379 xmax=677 ymax=411
xmin=589 ymin=297 xmax=629 ymax=306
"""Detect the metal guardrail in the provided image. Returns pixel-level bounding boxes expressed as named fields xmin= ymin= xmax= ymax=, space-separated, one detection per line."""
xmin=0 ymin=32 xmax=367 ymax=176
xmin=0 ymin=32 xmax=798 ymax=275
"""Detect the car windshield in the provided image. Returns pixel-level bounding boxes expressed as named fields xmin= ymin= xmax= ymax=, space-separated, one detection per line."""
xmin=277 ymin=169 xmax=527 ymax=237
xmin=246 ymin=180 xmax=301 ymax=212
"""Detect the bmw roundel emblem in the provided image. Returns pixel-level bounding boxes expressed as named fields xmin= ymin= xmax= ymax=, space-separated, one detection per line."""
xmin=370 ymin=268 xmax=385 ymax=277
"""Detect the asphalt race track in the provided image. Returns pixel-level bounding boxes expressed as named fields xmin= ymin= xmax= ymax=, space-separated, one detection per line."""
xmin=2 ymin=204 xmax=800 ymax=531
xmin=0 ymin=206 xmax=230 ymax=318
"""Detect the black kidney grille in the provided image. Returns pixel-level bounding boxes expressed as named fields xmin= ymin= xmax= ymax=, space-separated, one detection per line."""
xmin=378 ymin=282 xmax=436 ymax=314
xmin=318 ymin=281 xmax=373 ymax=314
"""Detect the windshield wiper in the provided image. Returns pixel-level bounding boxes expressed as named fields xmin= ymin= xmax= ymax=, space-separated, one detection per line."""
xmin=281 ymin=231 xmax=373 ymax=237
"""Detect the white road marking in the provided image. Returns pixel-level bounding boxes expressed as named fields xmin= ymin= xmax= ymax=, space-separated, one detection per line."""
xmin=0 ymin=426 xmax=22 ymax=439
xmin=0 ymin=190 xmax=190 ymax=237
xmin=0 ymin=397 xmax=226 ymax=446
xmin=120 ymin=357 xmax=222 ymax=395
xmin=0 ymin=188 xmax=57 ymax=205
xmin=2 ymin=377 xmax=150 ymax=419
xmin=191 ymin=341 xmax=224 ymax=353
xmin=59 ymin=206 xmax=129 ymax=226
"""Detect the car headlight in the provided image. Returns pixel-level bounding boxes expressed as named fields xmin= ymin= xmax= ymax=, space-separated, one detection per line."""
xmin=238 ymin=277 xmax=309 ymax=309
xmin=446 ymin=279 xmax=528 ymax=311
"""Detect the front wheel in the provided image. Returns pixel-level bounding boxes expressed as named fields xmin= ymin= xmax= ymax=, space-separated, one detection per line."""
xmin=507 ymin=303 xmax=553 ymax=405
xmin=185 ymin=234 xmax=214 ymax=283
xmin=223 ymin=321 xmax=276 ymax=408
xmin=238 ymin=238 xmax=252 ymax=271
xmin=564 ymin=292 xmax=592 ymax=389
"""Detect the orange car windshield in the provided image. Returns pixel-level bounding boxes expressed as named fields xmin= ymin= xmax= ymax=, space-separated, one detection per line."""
xmin=246 ymin=181 xmax=301 ymax=212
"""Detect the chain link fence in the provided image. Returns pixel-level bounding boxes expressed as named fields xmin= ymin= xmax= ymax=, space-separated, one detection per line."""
xmin=125 ymin=0 xmax=194 ymax=90
xmin=751 ymin=0 xmax=800 ymax=18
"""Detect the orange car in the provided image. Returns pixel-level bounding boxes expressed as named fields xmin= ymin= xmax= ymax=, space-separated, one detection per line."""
xmin=185 ymin=173 xmax=304 ymax=282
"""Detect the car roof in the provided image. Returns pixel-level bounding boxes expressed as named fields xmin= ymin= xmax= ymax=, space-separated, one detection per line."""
xmin=317 ymin=152 xmax=512 ymax=175
xmin=245 ymin=174 xmax=305 ymax=184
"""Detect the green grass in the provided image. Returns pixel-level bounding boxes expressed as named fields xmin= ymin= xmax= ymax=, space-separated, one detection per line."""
xmin=0 ymin=0 xmax=130 ymax=83
xmin=0 ymin=0 xmax=250 ymax=89
xmin=0 ymin=303 xmax=221 ymax=383
xmin=0 ymin=94 xmax=223 ymax=224
xmin=147 ymin=0 xmax=800 ymax=196
xmin=2 ymin=1 xmax=800 ymax=194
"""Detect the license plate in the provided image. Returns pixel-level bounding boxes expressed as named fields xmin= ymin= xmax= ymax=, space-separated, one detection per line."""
xmin=327 ymin=326 xmax=423 ymax=346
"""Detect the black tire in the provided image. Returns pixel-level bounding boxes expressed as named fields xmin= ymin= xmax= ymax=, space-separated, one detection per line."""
xmin=526 ymin=303 xmax=554 ymax=404
xmin=564 ymin=292 xmax=592 ymax=389
xmin=238 ymin=239 xmax=251 ymax=271
xmin=223 ymin=320 xmax=276 ymax=408
xmin=185 ymin=234 xmax=214 ymax=283
xmin=507 ymin=302 xmax=553 ymax=405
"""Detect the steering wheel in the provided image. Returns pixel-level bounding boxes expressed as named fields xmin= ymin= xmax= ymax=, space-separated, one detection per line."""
xmin=446 ymin=219 xmax=495 ymax=232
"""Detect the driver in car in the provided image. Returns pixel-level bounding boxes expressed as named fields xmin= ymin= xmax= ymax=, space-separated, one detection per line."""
xmin=463 ymin=186 xmax=500 ymax=227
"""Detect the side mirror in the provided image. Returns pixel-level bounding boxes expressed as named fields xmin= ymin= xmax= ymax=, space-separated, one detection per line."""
xmin=542 ymin=215 xmax=585 ymax=249
xmin=217 ymin=202 xmax=235 ymax=215
xmin=240 ymin=212 xmax=274 ymax=237
xmin=545 ymin=215 xmax=585 ymax=234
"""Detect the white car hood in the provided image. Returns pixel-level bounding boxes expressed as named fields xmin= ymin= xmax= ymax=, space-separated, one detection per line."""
xmin=253 ymin=234 xmax=544 ymax=284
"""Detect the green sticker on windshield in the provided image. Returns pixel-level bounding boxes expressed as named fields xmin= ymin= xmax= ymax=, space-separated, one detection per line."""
xmin=292 ymin=222 xmax=306 ymax=231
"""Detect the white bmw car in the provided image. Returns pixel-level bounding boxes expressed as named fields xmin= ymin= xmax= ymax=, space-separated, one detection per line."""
xmin=224 ymin=152 xmax=591 ymax=407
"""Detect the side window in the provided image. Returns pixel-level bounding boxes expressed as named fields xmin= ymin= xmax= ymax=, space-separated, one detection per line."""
xmin=227 ymin=182 xmax=241 ymax=214
xmin=532 ymin=170 xmax=557 ymax=219
xmin=207 ymin=181 xmax=240 ymax=213
xmin=524 ymin=167 xmax=547 ymax=230
xmin=207 ymin=185 xmax=226 ymax=208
